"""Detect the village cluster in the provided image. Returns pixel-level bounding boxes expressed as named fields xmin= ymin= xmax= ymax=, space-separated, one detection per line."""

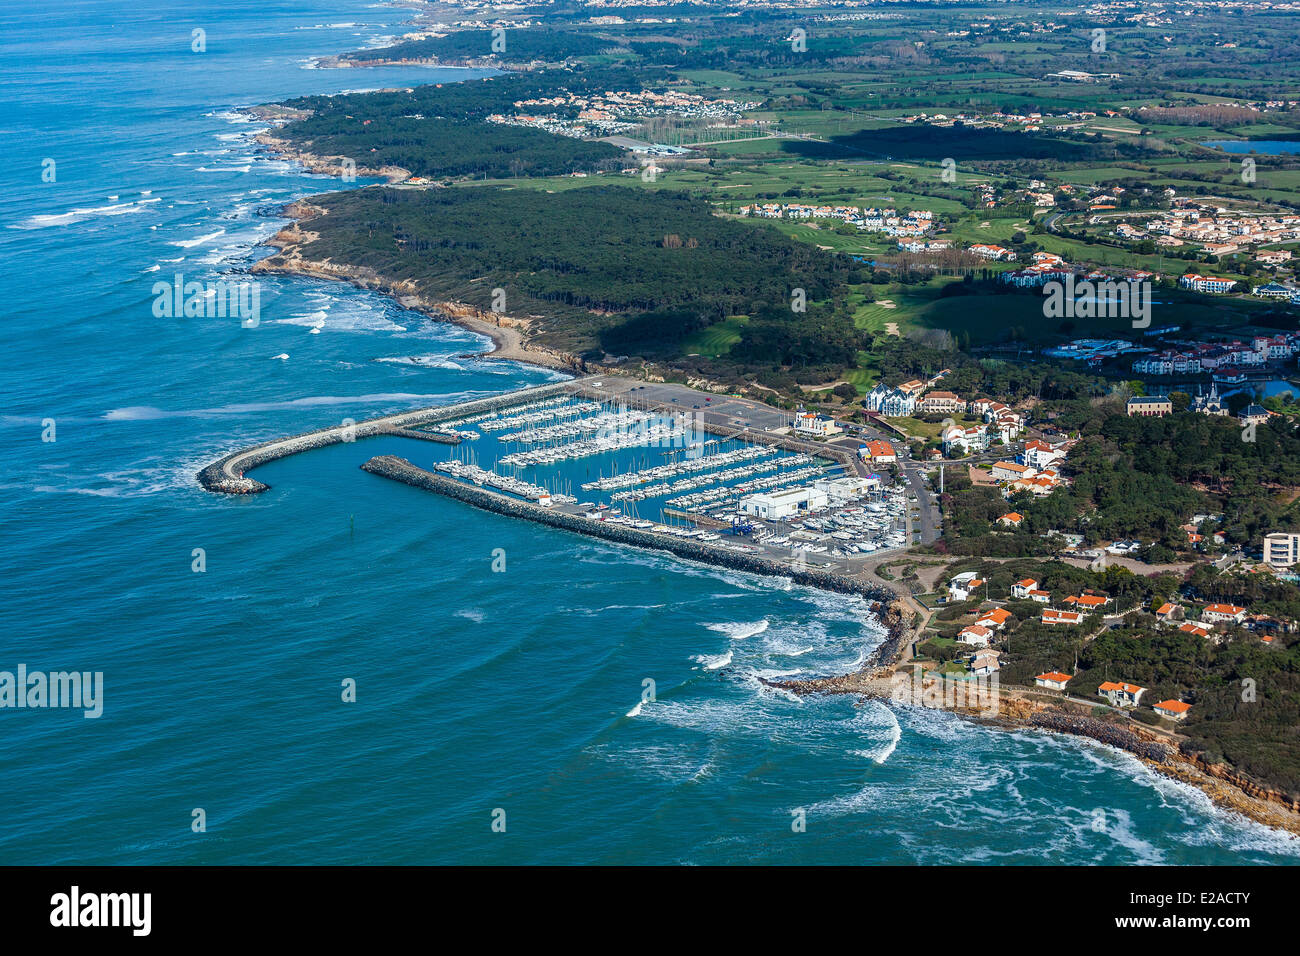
xmin=1111 ymin=199 xmax=1300 ymax=260
xmin=487 ymin=88 xmax=761 ymax=138
xmin=1131 ymin=330 xmax=1300 ymax=375
xmin=936 ymin=529 xmax=1300 ymax=723
xmin=739 ymin=202 xmax=938 ymax=239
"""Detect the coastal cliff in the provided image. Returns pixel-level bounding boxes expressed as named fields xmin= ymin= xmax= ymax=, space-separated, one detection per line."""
xmin=768 ymin=657 xmax=1300 ymax=836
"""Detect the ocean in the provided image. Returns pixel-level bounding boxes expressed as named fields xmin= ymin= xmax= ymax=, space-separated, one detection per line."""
xmin=1 ymin=0 xmax=1297 ymax=864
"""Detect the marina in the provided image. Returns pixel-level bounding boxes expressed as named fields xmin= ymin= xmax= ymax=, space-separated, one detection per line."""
xmin=402 ymin=384 xmax=916 ymax=571
xmin=200 ymin=376 xmax=920 ymax=575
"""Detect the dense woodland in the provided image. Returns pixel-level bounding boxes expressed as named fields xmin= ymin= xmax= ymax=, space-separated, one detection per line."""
xmin=277 ymin=71 xmax=637 ymax=179
xmin=298 ymin=185 xmax=863 ymax=363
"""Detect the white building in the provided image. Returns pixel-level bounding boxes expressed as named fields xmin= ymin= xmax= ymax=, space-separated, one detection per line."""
xmin=814 ymin=476 xmax=879 ymax=502
xmin=1264 ymin=532 xmax=1300 ymax=569
xmin=1099 ymin=681 xmax=1146 ymax=708
xmin=1011 ymin=578 xmax=1039 ymax=600
xmin=1034 ymin=672 xmax=1072 ymax=691
xmin=1022 ymin=439 xmax=1065 ymax=470
xmin=793 ymin=410 xmax=841 ymax=437
xmin=1201 ymin=603 xmax=1246 ymax=625
xmin=740 ymin=487 xmax=829 ymax=520
xmin=947 ymin=571 xmax=984 ymax=602
xmin=957 ymin=624 xmax=993 ymax=647
xmin=1179 ymin=274 xmax=1236 ymax=294
xmin=942 ymin=424 xmax=987 ymax=456
xmin=865 ymin=381 xmax=925 ymax=417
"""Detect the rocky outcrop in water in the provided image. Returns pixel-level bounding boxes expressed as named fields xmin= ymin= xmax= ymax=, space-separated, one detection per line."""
xmin=1030 ymin=711 xmax=1170 ymax=763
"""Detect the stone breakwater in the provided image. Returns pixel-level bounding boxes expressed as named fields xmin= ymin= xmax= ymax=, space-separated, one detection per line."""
xmin=1029 ymin=711 xmax=1170 ymax=764
xmin=360 ymin=454 xmax=901 ymax=606
xmin=198 ymin=380 xmax=576 ymax=494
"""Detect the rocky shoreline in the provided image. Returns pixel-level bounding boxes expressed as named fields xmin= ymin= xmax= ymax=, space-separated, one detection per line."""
xmin=767 ymin=660 xmax=1300 ymax=837
xmin=249 ymin=200 xmax=591 ymax=375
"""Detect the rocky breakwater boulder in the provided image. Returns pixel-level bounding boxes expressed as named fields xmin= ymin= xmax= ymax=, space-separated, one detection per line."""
xmin=1030 ymin=710 xmax=1170 ymax=763
xmin=196 ymin=463 xmax=269 ymax=495
xmin=359 ymin=456 xmax=896 ymax=605
xmin=200 ymin=422 xmax=402 ymax=495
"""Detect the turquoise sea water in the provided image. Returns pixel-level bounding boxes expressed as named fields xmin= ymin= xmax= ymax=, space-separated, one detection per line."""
xmin=2 ymin=0 xmax=1299 ymax=865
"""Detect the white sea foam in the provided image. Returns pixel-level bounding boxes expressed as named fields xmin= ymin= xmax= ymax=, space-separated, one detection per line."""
xmin=869 ymin=705 xmax=902 ymax=764
xmin=11 ymin=197 xmax=160 ymax=230
xmin=693 ymin=651 xmax=733 ymax=671
xmin=102 ymin=392 xmax=457 ymax=421
xmin=705 ymin=619 xmax=769 ymax=641
xmin=170 ymin=228 xmax=225 ymax=249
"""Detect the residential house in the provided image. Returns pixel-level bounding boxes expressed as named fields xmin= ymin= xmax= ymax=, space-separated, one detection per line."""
xmin=1179 ymin=622 xmax=1211 ymax=638
xmin=1152 ymin=699 xmax=1191 ymax=721
xmin=976 ymin=607 xmax=1012 ymax=631
xmin=1034 ymin=672 xmax=1073 ymax=691
xmin=958 ymin=624 xmax=993 ymax=647
xmin=1042 ymin=609 xmax=1086 ymax=626
xmin=968 ymin=651 xmax=1001 ymax=676
xmin=998 ymin=512 xmax=1024 ymax=529
xmin=1011 ymin=578 xmax=1038 ymax=600
xmin=948 ymin=572 xmax=984 ymax=602
xmin=1202 ymin=603 xmax=1246 ymax=625
xmin=1239 ymin=404 xmax=1270 ymax=428
xmin=1007 ymin=475 xmax=1061 ymax=497
xmin=1063 ymin=593 xmax=1109 ymax=612
xmin=1099 ymin=681 xmax=1146 ymax=708
xmin=1155 ymin=603 xmax=1182 ymax=625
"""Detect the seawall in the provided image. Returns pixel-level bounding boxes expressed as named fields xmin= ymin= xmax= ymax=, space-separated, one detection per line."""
xmin=198 ymin=379 xmax=576 ymax=494
xmin=359 ymin=454 xmax=900 ymax=605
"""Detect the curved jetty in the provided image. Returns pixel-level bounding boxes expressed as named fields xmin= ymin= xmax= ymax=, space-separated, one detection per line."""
xmin=360 ymin=453 xmax=899 ymax=604
xmin=197 ymin=380 xmax=574 ymax=494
